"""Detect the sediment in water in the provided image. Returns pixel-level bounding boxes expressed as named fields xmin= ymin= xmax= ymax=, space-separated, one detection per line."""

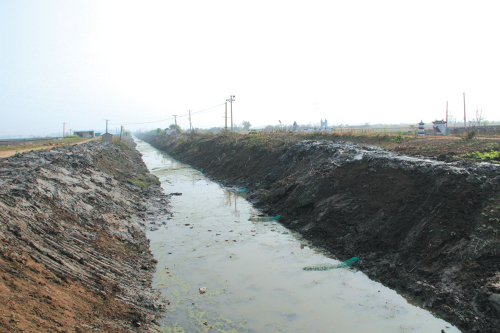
xmin=138 ymin=132 xmax=500 ymax=333
xmin=0 ymin=137 xmax=169 ymax=332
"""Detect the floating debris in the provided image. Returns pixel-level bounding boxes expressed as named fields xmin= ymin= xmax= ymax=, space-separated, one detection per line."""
xmin=303 ymin=257 xmax=359 ymax=271
xmin=235 ymin=188 xmax=247 ymax=194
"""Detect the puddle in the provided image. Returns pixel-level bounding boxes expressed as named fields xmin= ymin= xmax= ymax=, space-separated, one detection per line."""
xmin=136 ymin=139 xmax=461 ymax=333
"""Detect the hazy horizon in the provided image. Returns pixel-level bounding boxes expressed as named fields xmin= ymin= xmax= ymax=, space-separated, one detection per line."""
xmin=2 ymin=0 xmax=499 ymax=137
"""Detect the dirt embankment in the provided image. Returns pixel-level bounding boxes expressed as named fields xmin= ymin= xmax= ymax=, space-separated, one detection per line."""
xmin=0 ymin=137 xmax=97 ymax=158
xmin=0 ymin=137 xmax=170 ymax=332
xmin=138 ymin=132 xmax=500 ymax=333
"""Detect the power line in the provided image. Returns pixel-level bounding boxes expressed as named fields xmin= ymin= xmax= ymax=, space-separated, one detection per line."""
xmin=109 ymin=103 xmax=225 ymax=126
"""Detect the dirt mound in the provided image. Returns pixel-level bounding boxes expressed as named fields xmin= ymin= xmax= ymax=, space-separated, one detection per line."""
xmin=0 ymin=139 xmax=169 ymax=332
xmin=139 ymin=132 xmax=500 ymax=333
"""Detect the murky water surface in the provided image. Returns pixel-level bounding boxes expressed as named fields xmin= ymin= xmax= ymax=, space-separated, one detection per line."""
xmin=136 ymin=140 xmax=460 ymax=333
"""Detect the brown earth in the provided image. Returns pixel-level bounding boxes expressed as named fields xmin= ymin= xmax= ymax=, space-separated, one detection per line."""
xmin=138 ymin=131 xmax=500 ymax=333
xmin=389 ymin=136 xmax=500 ymax=162
xmin=0 ymin=138 xmax=97 ymax=158
xmin=186 ymin=131 xmax=500 ymax=163
xmin=0 ymin=244 xmax=144 ymax=333
xmin=0 ymin=135 xmax=169 ymax=332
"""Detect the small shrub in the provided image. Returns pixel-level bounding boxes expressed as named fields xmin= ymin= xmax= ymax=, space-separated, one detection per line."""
xmin=390 ymin=131 xmax=405 ymax=143
xmin=462 ymin=129 xmax=477 ymax=141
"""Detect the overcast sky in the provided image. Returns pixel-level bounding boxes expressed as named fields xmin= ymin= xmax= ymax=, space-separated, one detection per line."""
xmin=1 ymin=0 xmax=499 ymax=137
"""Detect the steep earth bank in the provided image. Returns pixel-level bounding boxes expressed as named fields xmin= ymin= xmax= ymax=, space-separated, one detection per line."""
xmin=0 ymin=137 xmax=169 ymax=332
xmin=138 ymin=132 xmax=500 ymax=333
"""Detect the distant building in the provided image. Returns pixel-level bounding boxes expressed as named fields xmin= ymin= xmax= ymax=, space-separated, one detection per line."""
xmin=292 ymin=121 xmax=298 ymax=131
xmin=432 ymin=120 xmax=447 ymax=135
xmin=74 ymin=130 xmax=95 ymax=138
xmin=320 ymin=119 xmax=328 ymax=129
xmin=418 ymin=121 xmax=425 ymax=135
xmin=166 ymin=129 xmax=176 ymax=135
xmin=102 ymin=133 xmax=113 ymax=143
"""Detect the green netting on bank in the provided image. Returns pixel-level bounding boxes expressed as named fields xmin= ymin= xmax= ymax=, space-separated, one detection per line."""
xmin=235 ymin=188 xmax=247 ymax=194
xmin=303 ymin=257 xmax=359 ymax=271
xmin=248 ymin=215 xmax=281 ymax=221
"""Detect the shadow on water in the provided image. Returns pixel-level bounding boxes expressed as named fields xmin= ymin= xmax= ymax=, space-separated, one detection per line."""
xmin=136 ymin=139 xmax=461 ymax=333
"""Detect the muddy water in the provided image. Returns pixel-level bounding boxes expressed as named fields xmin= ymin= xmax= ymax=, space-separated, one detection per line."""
xmin=136 ymin=140 xmax=460 ymax=333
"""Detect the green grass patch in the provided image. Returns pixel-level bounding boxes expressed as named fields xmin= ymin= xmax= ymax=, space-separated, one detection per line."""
xmin=463 ymin=150 xmax=500 ymax=161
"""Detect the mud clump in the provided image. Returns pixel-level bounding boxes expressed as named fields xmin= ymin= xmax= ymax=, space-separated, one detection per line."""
xmin=140 ymin=132 xmax=500 ymax=333
xmin=0 ymin=138 xmax=169 ymax=332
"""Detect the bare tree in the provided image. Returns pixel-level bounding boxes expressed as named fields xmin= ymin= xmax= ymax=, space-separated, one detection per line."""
xmin=473 ymin=106 xmax=485 ymax=127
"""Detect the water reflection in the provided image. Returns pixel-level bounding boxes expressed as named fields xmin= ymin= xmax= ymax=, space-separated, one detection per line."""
xmin=220 ymin=191 xmax=241 ymax=216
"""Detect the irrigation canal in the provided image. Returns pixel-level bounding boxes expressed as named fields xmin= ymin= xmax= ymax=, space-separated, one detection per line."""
xmin=136 ymin=139 xmax=460 ymax=333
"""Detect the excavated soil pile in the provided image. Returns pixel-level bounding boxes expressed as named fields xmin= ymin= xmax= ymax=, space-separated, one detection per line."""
xmin=0 ymin=139 xmax=169 ymax=332
xmin=139 ymin=133 xmax=500 ymax=333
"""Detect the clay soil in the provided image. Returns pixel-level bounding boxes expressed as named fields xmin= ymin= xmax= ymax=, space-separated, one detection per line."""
xmin=0 ymin=137 xmax=96 ymax=158
xmin=390 ymin=136 xmax=500 ymax=163
xmin=0 ymin=244 xmax=143 ymax=333
xmin=138 ymin=131 xmax=500 ymax=333
xmin=0 ymin=135 xmax=168 ymax=332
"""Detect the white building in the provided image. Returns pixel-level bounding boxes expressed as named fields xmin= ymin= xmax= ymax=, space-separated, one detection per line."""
xmin=432 ymin=120 xmax=447 ymax=135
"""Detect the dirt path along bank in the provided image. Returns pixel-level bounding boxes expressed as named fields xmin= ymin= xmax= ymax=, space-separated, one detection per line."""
xmin=0 ymin=138 xmax=97 ymax=158
xmin=138 ymin=132 xmax=500 ymax=333
xmin=0 ymin=137 xmax=169 ymax=332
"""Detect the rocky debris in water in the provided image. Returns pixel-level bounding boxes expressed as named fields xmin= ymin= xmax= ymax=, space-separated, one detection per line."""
xmin=199 ymin=287 xmax=207 ymax=294
xmin=0 ymin=140 xmax=170 ymax=331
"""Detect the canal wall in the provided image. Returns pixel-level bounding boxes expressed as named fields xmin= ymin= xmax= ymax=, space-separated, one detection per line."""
xmin=0 ymin=136 xmax=169 ymax=332
xmin=138 ymin=132 xmax=500 ymax=333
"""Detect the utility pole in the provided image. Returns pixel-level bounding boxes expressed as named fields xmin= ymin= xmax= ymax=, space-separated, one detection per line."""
xmin=224 ymin=101 xmax=228 ymax=132
xmin=446 ymin=101 xmax=448 ymax=123
xmin=227 ymin=95 xmax=235 ymax=131
xmin=119 ymin=126 xmax=123 ymax=143
xmin=463 ymin=93 xmax=466 ymax=128
xmin=105 ymin=119 xmax=109 ymax=133
xmin=446 ymin=101 xmax=448 ymax=135
xmin=173 ymin=115 xmax=178 ymax=132
xmin=188 ymin=110 xmax=192 ymax=132
xmin=63 ymin=123 xmax=66 ymax=138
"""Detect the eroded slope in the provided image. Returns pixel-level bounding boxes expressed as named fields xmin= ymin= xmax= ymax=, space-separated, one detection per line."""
xmin=0 ymin=140 xmax=169 ymax=332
